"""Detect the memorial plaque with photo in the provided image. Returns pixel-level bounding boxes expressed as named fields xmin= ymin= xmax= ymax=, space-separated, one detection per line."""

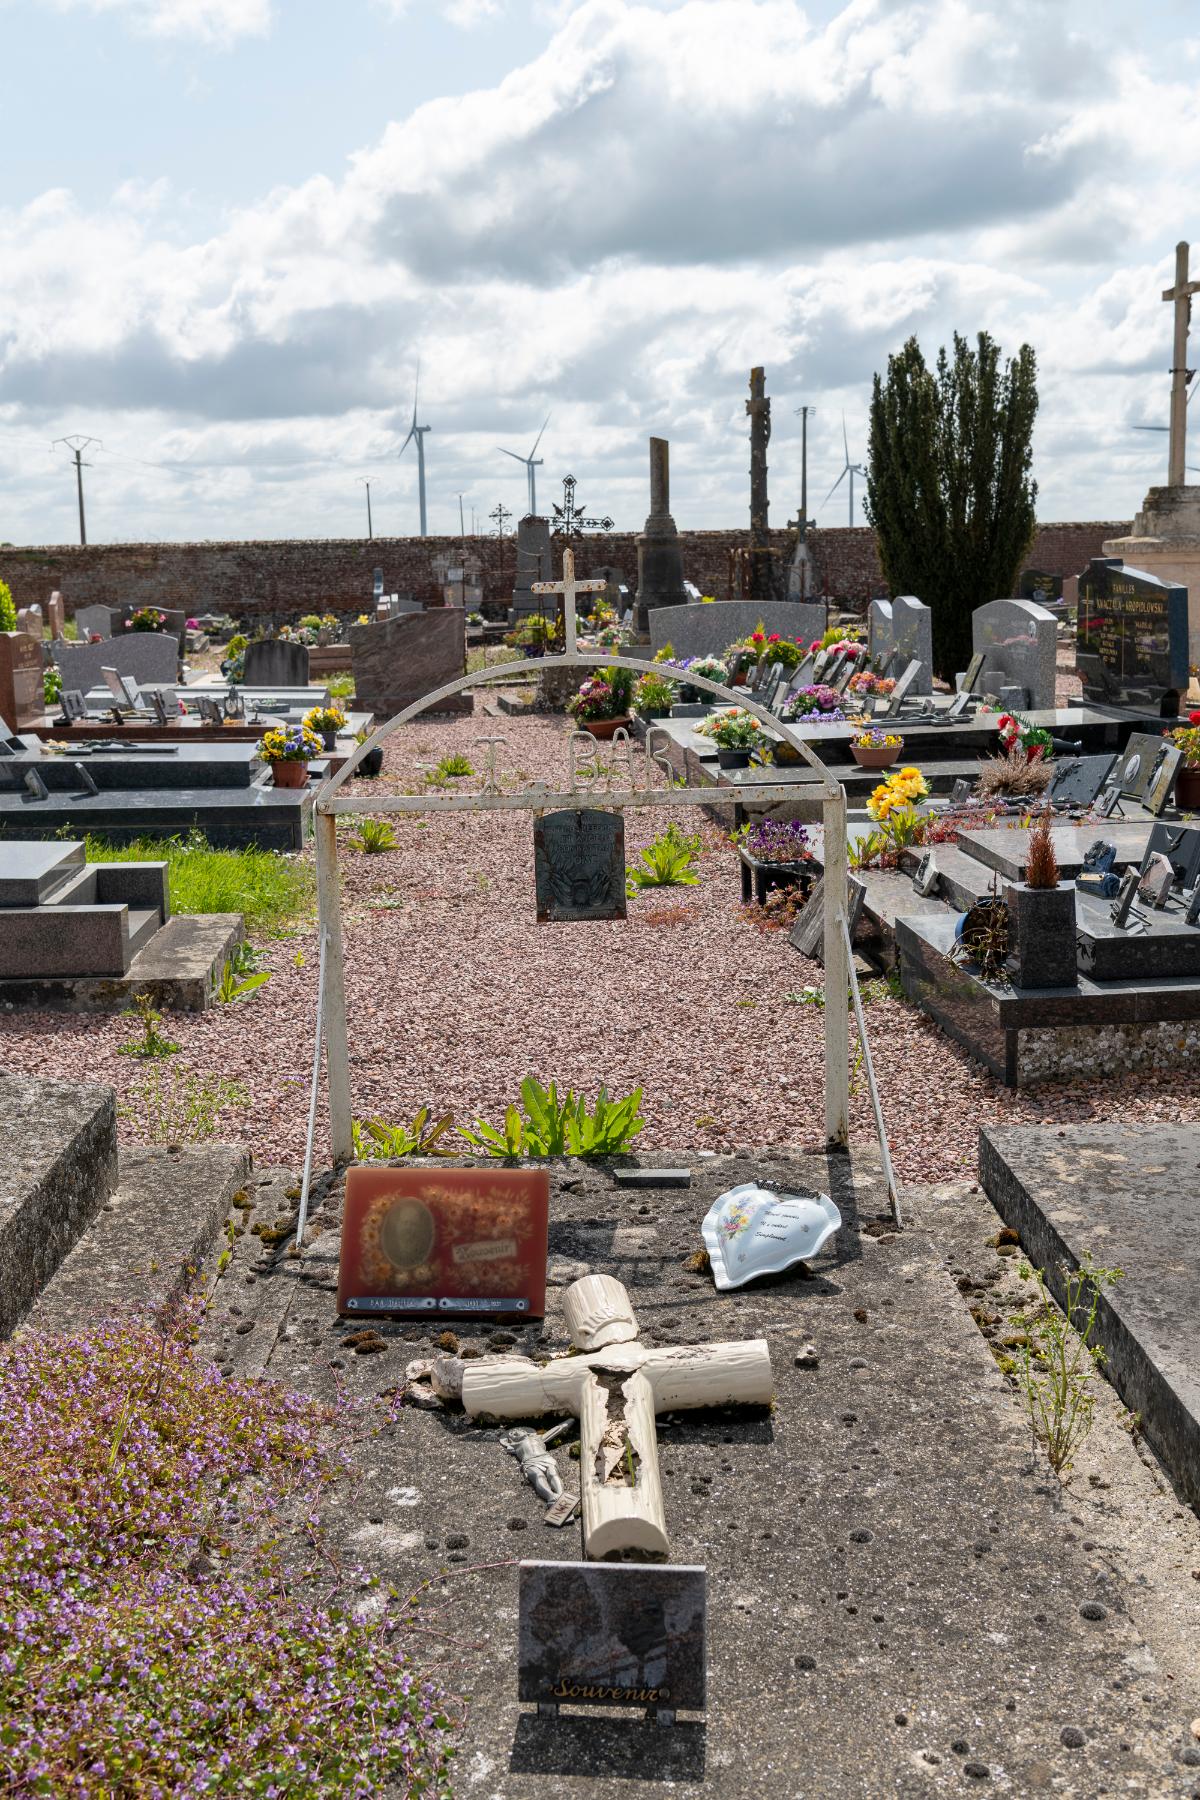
xmin=1115 ymin=732 xmax=1170 ymax=801
xmin=1077 ymin=558 xmax=1188 ymax=704
xmin=1145 ymin=741 xmax=1184 ymax=816
xmin=1142 ymin=823 xmax=1200 ymax=890
xmin=337 ymin=1166 xmax=549 ymax=1319
xmin=535 ymin=808 xmax=626 ymax=922
xmin=518 ymin=1562 xmax=706 ymax=1715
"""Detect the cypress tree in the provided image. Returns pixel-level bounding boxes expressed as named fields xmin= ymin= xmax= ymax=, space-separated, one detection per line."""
xmin=864 ymin=332 xmax=1038 ymax=680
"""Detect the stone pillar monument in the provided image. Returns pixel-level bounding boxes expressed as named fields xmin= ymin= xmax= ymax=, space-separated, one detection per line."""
xmin=746 ymin=368 xmax=782 ymax=605
xmin=635 ymin=438 xmax=686 ymax=635
xmin=510 ymin=515 xmax=554 ymax=621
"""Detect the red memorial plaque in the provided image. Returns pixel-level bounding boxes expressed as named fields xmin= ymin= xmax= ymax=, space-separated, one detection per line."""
xmin=337 ymin=1165 xmax=550 ymax=1321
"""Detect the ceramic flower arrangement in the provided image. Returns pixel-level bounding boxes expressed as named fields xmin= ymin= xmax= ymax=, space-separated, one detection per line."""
xmin=687 ymin=655 xmax=730 ymax=685
xmin=847 ymin=670 xmax=896 ymax=695
xmin=126 ymin=607 xmax=168 ymax=633
xmin=866 ymin=766 xmax=929 ymax=821
xmin=780 ymin=685 xmax=845 ymax=722
xmin=725 ymin=623 xmax=807 ymax=669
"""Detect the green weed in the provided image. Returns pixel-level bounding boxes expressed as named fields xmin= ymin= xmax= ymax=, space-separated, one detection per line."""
xmin=118 ymin=1066 xmax=248 ymax=1144
xmin=626 ymin=823 xmax=701 ymax=894
xmin=1010 ymin=1256 xmax=1124 ymax=1478
xmin=117 ymin=992 xmax=179 ymax=1060
xmin=84 ymin=831 xmax=313 ymax=936
xmin=347 ymin=818 xmax=399 ymax=854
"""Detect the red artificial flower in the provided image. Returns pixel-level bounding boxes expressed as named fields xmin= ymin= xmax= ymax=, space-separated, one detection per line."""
xmin=809 ymin=639 xmax=822 ymax=653
xmin=768 ymin=632 xmax=781 ymax=643
xmin=1189 ymin=710 xmax=1200 ymax=726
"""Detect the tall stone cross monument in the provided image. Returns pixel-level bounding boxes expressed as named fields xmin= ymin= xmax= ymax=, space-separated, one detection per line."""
xmin=746 ymin=367 xmax=781 ymax=604
xmin=634 ymin=437 xmax=686 ymax=634
xmin=1163 ymin=241 xmax=1200 ymax=487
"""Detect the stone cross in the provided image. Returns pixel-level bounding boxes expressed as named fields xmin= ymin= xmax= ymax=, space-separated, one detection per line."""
xmin=531 ymin=546 xmax=606 ymax=656
xmin=461 ymin=1273 xmax=773 ymax=1558
xmin=1162 ymin=240 xmax=1200 ymax=487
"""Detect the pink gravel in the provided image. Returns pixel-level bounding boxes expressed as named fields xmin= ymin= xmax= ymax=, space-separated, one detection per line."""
xmin=4 ymin=708 xmax=1200 ymax=1186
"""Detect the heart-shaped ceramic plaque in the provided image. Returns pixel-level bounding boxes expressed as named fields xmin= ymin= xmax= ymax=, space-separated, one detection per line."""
xmin=701 ymin=1182 xmax=842 ymax=1291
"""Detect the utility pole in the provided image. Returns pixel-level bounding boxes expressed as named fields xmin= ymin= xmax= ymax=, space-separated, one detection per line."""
xmin=53 ymin=435 xmax=100 ymax=546
xmin=359 ymin=478 xmax=373 ymax=540
xmin=795 ymin=405 xmax=814 ymax=540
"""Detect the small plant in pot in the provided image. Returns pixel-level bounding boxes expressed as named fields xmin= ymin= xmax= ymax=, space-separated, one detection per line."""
xmin=1005 ymin=809 xmax=1077 ymax=990
xmin=303 ymin=703 xmax=347 ymax=752
xmin=258 ymin=722 xmax=322 ymax=787
xmin=566 ymin=665 xmax=634 ymax=739
xmin=702 ymin=707 xmax=764 ymax=769
xmin=634 ymin=669 xmax=677 ymax=719
xmin=352 ymin=727 xmax=384 ymax=778
xmin=850 ymin=727 xmax=903 ymax=770
xmin=510 ymin=615 xmax=558 ymax=658
xmin=1165 ymin=712 xmax=1200 ymax=811
xmin=684 ymin=654 xmax=728 ymax=703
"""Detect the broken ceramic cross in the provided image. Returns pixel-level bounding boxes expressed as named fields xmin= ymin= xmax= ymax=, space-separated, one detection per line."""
xmin=462 ymin=1273 xmax=773 ymax=1559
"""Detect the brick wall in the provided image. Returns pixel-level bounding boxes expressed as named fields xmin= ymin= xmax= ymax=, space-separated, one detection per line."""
xmin=0 ymin=521 xmax=1130 ymax=621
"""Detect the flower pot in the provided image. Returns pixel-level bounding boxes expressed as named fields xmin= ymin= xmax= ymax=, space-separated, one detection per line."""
xmin=522 ymin=644 xmax=546 ymax=659
xmin=850 ymin=743 xmax=900 ymax=769
xmin=269 ymin=758 xmax=309 ymax=788
xmin=582 ymin=715 xmax=632 ymax=740
xmin=321 ymin=728 xmax=338 ymax=752
xmin=717 ymin=746 xmax=753 ymax=769
xmin=638 ymin=705 xmax=671 ymax=722
xmin=355 ymin=746 xmax=384 ymax=778
xmin=1176 ymin=764 xmax=1200 ymax=811
xmin=1004 ymin=881 xmax=1078 ymax=989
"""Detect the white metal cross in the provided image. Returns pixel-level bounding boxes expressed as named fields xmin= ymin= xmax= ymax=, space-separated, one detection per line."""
xmin=532 ymin=545 xmax=607 ymax=656
xmin=1163 ymin=240 xmax=1200 ymax=487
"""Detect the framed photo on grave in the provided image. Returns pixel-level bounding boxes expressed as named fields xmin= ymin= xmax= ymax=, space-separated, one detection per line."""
xmin=1144 ymin=742 xmax=1183 ymax=816
xmin=337 ymin=1165 xmax=550 ymax=1320
xmin=534 ymin=808 xmax=626 ymax=922
xmin=518 ymin=1562 xmax=706 ymax=1718
xmin=1115 ymin=733 xmax=1169 ymax=801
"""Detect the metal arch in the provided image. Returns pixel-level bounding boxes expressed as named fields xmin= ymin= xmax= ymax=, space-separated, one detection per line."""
xmin=309 ymin=644 xmax=852 ymax=1187
xmin=317 ymin=653 xmax=842 ymax=808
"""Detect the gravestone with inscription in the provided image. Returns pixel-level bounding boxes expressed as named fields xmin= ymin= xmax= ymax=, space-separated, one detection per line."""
xmin=243 ymin=638 xmax=310 ymax=688
xmin=74 ymin=604 xmax=118 ymax=641
xmin=972 ymin=599 xmax=1057 ymax=709
xmin=1076 ymin=557 xmax=1189 ymax=706
xmin=511 ymin=516 xmax=554 ymax=620
xmin=0 ymin=633 xmax=43 ymax=730
xmin=53 ymin=635 xmax=178 ymax=695
xmin=534 ymin=808 xmax=626 ymax=922
xmin=868 ymin=596 xmax=932 ymax=695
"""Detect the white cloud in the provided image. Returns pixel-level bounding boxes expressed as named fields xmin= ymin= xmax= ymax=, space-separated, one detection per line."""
xmin=28 ymin=0 xmax=270 ymax=43
xmin=378 ymin=0 xmax=505 ymax=27
xmin=2 ymin=0 xmax=1199 ymax=540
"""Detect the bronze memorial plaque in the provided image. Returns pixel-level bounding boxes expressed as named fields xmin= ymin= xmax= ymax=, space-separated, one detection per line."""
xmin=534 ymin=807 xmax=626 ymax=923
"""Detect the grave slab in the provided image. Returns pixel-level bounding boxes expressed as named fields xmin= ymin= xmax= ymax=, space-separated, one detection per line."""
xmin=0 ymin=913 xmax=243 ymax=1013
xmin=972 ymin=599 xmax=1057 ymax=709
xmin=0 ymin=781 xmax=316 ymax=851
xmin=191 ymin=1148 xmax=1200 ymax=1797
xmin=979 ymin=1123 xmax=1200 ymax=1511
xmin=0 ymin=1073 xmax=117 ymax=1336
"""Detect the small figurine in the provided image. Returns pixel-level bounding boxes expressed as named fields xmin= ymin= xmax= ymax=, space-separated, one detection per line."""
xmin=499 ymin=1422 xmax=572 ymax=1504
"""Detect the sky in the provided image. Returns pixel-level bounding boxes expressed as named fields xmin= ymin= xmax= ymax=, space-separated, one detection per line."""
xmin=2 ymin=0 xmax=1200 ymax=545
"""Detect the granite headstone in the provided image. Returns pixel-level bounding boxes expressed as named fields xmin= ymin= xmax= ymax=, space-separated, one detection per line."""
xmin=1076 ymin=557 xmax=1189 ymax=706
xmin=511 ymin=516 xmax=554 ymax=619
xmin=53 ymin=635 xmax=178 ymax=693
xmin=868 ymin=596 xmax=932 ymax=695
xmin=0 ymin=633 xmax=43 ymax=729
xmin=243 ymin=639 xmax=311 ymax=688
xmin=648 ymin=601 xmax=826 ymax=662
xmin=972 ymin=599 xmax=1057 ymax=710
xmin=349 ymin=607 xmax=469 ymax=719
xmin=74 ymin=604 xmax=117 ymax=641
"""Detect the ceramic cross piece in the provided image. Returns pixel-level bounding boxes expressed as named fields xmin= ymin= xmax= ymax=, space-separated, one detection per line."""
xmin=531 ymin=546 xmax=607 ymax=657
xmin=461 ymin=1273 xmax=773 ymax=1558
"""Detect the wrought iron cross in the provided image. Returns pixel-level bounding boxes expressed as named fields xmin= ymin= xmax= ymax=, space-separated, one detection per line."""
xmin=490 ymin=502 xmax=512 ymax=536
xmin=551 ymin=474 xmax=613 ymax=538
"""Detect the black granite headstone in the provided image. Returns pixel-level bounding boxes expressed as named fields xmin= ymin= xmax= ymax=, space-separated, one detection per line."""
xmin=534 ymin=808 xmax=626 ymax=922
xmin=518 ymin=1561 xmax=705 ymax=1716
xmin=1142 ymin=823 xmax=1200 ymax=888
xmin=1076 ymin=558 xmax=1188 ymax=705
xmin=1047 ymin=753 xmax=1117 ymax=810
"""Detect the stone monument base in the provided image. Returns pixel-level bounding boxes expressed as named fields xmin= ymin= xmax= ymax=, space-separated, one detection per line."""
xmin=1104 ymin=485 xmax=1200 ymax=667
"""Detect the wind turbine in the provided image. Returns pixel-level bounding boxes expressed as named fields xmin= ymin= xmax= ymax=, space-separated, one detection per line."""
xmin=399 ymin=364 xmax=431 ymax=538
xmin=497 ymin=416 xmax=550 ymax=516
xmin=821 ymin=414 xmax=866 ymax=526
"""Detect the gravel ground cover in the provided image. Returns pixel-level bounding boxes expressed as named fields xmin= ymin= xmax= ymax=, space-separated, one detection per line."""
xmin=4 ymin=705 xmax=1200 ymax=1183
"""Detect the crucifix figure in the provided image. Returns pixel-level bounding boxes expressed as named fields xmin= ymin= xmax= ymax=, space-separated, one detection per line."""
xmin=1163 ymin=240 xmax=1200 ymax=487
xmin=461 ymin=1274 xmax=773 ymax=1558
xmin=532 ymin=546 xmax=607 ymax=655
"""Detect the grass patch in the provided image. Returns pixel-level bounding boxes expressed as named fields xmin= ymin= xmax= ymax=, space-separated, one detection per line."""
xmin=84 ymin=831 xmax=314 ymax=935
xmin=327 ymin=672 xmax=355 ymax=700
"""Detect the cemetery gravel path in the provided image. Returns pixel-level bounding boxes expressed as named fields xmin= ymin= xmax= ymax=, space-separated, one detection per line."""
xmin=3 ymin=711 xmax=1200 ymax=1177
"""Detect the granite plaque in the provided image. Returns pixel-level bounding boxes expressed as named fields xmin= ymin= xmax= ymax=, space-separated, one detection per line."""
xmin=1077 ymin=558 xmax=1189 ymax=705
xmin=1047 ymin=753 xmax=1117 ymax=810
xmin=518 ymin=1562 xmax=706 ymax=1714
xmin=883 ymin=659 xmax=923 ymax=717
xmin=1111 ymin=868 xmax=1139 ymax=927
xmin=960 ymin=652 xmax=985 ymax=695
xmin=1138 ymin=852 xmax=1174 ymax=908
xmin=243 ymin=639 xmax=311 ymax=688
xmin=1145 ymin=741 xmax=1183 ymax=816
xmin=54 ymin=635 xmax=177 ymax=693
xmin=337 ymin=1165 xmax=549 ymax=1319
xmin=1142 ymin=823 xmax=1200 ymax=889
xmin=1018 ymin=568 xmax=1063 ymax=606
xmin=535 ymin=808 xmax=626 ymax=922
xmin=61 ymin=689 xmax=87 ymax=722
